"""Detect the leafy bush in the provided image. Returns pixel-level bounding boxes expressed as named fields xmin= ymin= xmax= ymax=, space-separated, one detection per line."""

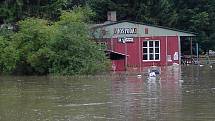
xmin=49 ymin=8 xmax=109 ymax=75
xmin=0 ymin=7 xmax=109 ymax=75
xmin=0 ymin=36 xmax=19 ymax=73
xmin=11 ymin=18 xmax=52 ymax=75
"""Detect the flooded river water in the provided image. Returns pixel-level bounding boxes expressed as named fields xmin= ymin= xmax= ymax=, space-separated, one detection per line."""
xmin=0 ymin=65 xmax=215 ymax=121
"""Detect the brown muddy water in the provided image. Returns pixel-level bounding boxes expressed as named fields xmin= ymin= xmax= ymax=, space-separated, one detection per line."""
xmin=0 ymin=65 xmax=215 ymax=121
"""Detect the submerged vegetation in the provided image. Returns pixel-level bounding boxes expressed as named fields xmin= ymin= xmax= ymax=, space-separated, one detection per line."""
xmin=0 ymin=7 xmax=109 ymax=75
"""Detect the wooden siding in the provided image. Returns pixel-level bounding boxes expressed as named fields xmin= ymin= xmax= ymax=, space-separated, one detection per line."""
xmin=107 ymin=36 xmax=179 ymax=71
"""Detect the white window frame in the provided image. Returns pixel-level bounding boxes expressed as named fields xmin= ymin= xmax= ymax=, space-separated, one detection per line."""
xmin=142 ymin=40 xmax=160 ymax=61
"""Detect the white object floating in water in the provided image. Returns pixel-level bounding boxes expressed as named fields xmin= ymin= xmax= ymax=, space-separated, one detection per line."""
xmin=210 ymin=65 xmax=213 ymax=68
xmin=137 ymin=74 xmax=142 ymax=78
xmin=149 ymin=72 xmax=156 ymax=77
xmin=148 ymin=76 xmax=156 ymax=82
xmin=199 ymin=64 xmax=204 ymax=67
xmin=179 ymin=80 xmax=184 ymax=83
xmin=148 ymin=67 xmax=160 ymax=78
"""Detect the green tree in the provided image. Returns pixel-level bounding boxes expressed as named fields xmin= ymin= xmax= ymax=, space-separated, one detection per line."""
xmin=156 ymin=0 xmax=178 ymax=26
xmin=11 ymin=18 xmax=52 ymax=75
xmin=0 ymin=36 xmax=19 ymax=73
xmin=0 ymin=6 xmax=109 ymax=75
xmin=0 ymin=0 xmax=67 ymax=24
xmin=49 ymin=7 xmax=109 ymax=75
xmin=87 ymin=0 xmax=116 ymax=22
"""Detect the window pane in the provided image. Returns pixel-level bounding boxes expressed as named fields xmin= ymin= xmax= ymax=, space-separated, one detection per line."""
xmin=149 ymin=54 xmax=154 ymax=60
xmin=142 ymin=40 xmax=160 ymax=61
xmin=143 ymin=54 xmax=148 ymax=60
xmin=143 ymin=48 xmax=147 ymax=53
xmin=155 ymin=48 xmax=159 ymax=53
xmin=155 ymin=41 xmax=159 ymax=47
xmin=149 ymin=48 xmax=153 ymax=53
xmin=143 ymin=41 xmax=147 ymax=47
xmin=149 ymin=41 xmax=153 ymax=47
xmin=155 ymin=54 xmax=159 ymax=60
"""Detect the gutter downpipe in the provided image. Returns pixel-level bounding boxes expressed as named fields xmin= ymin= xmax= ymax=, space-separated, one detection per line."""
xmin=166 ymin=36 xmax=168 ymax=66
xmin=125 ymin=37 xmax=127 ymax=71
xmin=178 ymin=35 xmax=181 ymax=65
xmin=138 ymin=24 xmax=142 ymax=72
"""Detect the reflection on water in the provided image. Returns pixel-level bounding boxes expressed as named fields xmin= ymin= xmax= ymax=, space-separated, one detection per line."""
xmin=110 ymin=65 xmax=182 ymax=121
xmin=0 ymin=65 xmax=215 ymax=121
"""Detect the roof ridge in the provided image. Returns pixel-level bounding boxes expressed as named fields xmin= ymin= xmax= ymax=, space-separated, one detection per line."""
xmin=92 ymin=20 xmax=197 ymax=35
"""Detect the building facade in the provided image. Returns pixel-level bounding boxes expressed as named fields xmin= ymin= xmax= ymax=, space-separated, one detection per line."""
xmin=92 ymin=20 xmax=195 ymax=71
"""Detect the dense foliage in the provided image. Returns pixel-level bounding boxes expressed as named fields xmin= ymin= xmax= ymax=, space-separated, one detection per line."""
xmin=0 ymin=7 xmax=109 ymax=75
xmin=1 ymin=0 xmax=215 ymax=74
xmin=0 ymin=0 xmax=67 ymax=23
xmin=86 ymin=0 xmax=215 ymax=51
xmin=1 ymin=0 xmax=214 ymax=51
xmin=1 ymin=0 xmax=215 ymax=51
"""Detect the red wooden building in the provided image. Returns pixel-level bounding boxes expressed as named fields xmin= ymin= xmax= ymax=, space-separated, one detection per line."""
xmin=91 ymin=12 xmax=195 ymax=71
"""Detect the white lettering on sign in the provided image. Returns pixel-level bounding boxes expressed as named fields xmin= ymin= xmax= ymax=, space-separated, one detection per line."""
xmin=114 ymin=28 xmax=137 ymax=34
xmin=125 ymin=37 xmax=134 ymax=42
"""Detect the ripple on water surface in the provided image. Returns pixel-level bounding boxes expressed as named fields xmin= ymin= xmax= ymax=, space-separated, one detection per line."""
xmin=0 ymin=66 xmax=215 ymax=120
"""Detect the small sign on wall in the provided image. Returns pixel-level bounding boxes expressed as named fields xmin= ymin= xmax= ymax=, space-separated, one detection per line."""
xmin=125 ymin=37 xmax=134 ymax=42
xmin=118 ymin=37 xmax=134 ymax=43
xmin=167 ymin=55 xmax=172 ymax=62
xmin=174 ymin=52 xmax=179 ymax=60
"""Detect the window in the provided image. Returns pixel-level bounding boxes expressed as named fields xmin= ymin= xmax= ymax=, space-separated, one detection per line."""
xmin=145 ymin=28 xmax=149 ymax=34
xmin=143 ymin=40 xmax=160 ymax=61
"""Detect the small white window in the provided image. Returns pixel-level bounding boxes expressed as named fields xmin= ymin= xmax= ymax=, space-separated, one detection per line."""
xmin=142 ymin=40 xmax=160 ymax=61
